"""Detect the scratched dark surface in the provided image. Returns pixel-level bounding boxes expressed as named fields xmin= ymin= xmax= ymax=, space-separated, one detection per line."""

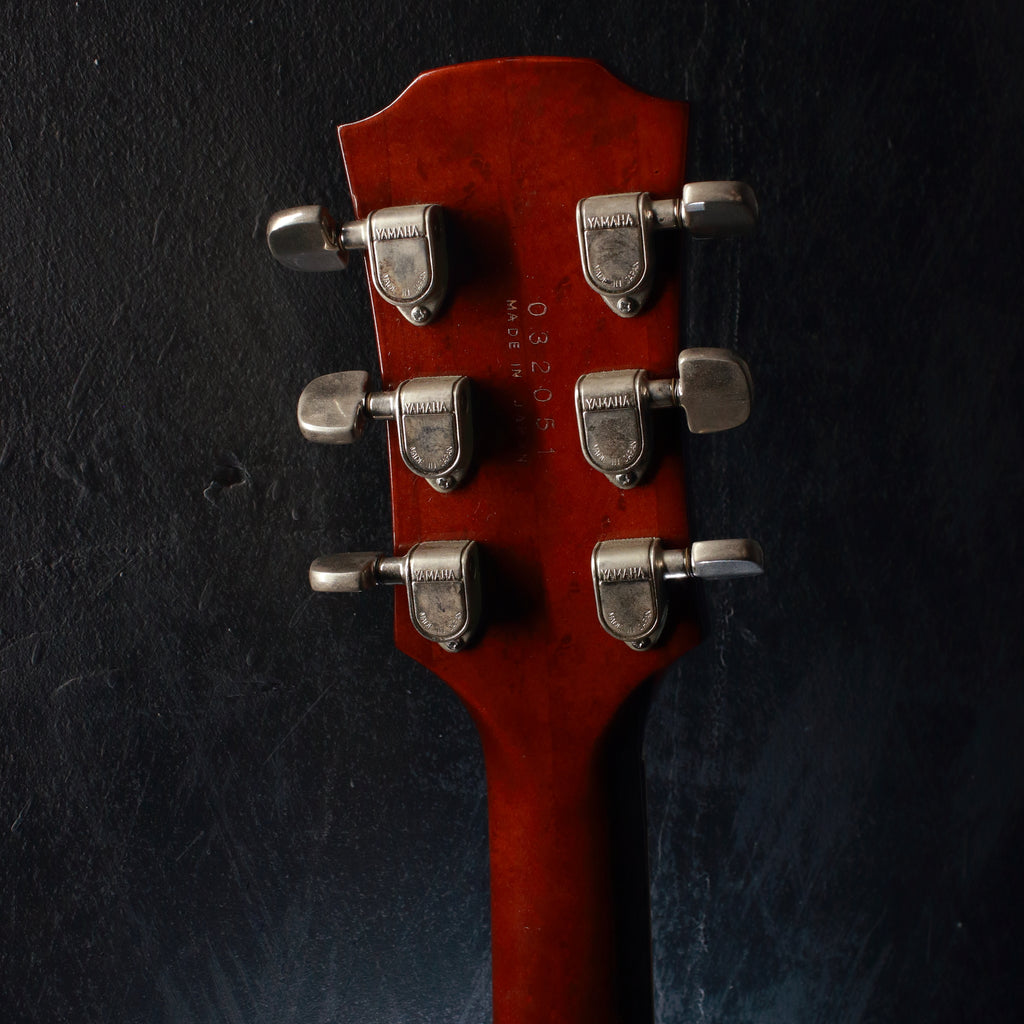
xmin=2 ymin=1 xmax=1023 ymax=1021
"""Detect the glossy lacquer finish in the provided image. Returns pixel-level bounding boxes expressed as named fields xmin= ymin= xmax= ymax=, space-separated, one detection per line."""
xmin=340 ymin=59 xmax=695 ymax=1024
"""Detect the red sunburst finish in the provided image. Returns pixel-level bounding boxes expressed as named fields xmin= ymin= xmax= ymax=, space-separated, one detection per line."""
xmin=340 ymin=58 xmax=697 ymax=1024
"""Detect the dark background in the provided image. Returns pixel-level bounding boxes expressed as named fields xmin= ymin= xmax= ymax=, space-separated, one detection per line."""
xmin=3 ymin=2 xmax=1023 ymax=1021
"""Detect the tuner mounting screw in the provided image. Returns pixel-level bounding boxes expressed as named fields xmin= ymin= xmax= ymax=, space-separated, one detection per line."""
xmin=614 ymin=471 xmax=636 ymax=489
xmin=410 ymin=305 xmax=431 ymax=324
xmin=434 ymin=474 xmax=455 ymax=491
xmin=616 ymin=297 xmax=637 ymax=316
xmin=630 ymin=639 xmax=650 ymax=651
xmin=444 ymin=639 xmax=465 ymax=652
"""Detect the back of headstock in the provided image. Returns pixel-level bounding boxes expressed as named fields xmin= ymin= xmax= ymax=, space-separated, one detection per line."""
xmin=267 ymin=58 xmax=761 ymax=1024
xmin=339 ymin=58 xmax=698 ymax=709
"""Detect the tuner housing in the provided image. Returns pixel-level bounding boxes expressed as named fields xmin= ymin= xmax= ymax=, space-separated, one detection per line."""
xmin=592 ymin=538 xmax=668 ymax=649
xmin=363 ymin=205 xmax=448 ymax=325
xmin=392 ymin=375 xmax=474 ymax=491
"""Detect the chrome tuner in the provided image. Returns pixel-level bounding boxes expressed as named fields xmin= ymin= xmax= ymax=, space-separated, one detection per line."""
xmin=267 ymin=203 xmax=447 ymax=325
xmin=297 ymin=371 xmax=473 ymax=492
xmin=592 ymin=537 xmax=764 ymax=649
xmin=576 ymin=181 xmax=758 ymax=316
xmin=576 ymin=348 xmax=752 ymax=488
xmin=309 ymin=541 xmax=482 ymax=651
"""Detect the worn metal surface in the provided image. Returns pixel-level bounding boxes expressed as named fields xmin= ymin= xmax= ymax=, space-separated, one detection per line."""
xmin=575 ymin=349 xmax=752 ymax=486
xmin=297 ymin=371 xmax=473 ymax=491
xmin=592 ymin=538 xmax=764 ymax=648
xmin=2 ymin=2 xmax=1023 ymax=1022
xmin=577 ymin=184 xmax=757 ymax=315
xmin=311 ymin=542 xmax=480 ymax=650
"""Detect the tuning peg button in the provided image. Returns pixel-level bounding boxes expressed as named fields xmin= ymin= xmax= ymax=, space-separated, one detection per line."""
xmin=576 ymin=348 xmax=752 ymax=488
xmin=297 ymin=371 xmax=473 ymax=492
xmin=266 ymin=205 xmax=348 ymax=272
xmin=310 ymin=540 xmax=482 ymax=651
xmin=296 ymin=370 xmax=371 ymax=445
xmin=309 ymin=551 xmax=380 ymax=592
xmin=680 ymin=181 xmax=759 ymax=238
xmin=267 ymin=203 xmax=447 ymax=325
xmin=577 ymin=181 xmax=758 ymax=316
xmin=592 ymin=537 xmax=764 ymax=649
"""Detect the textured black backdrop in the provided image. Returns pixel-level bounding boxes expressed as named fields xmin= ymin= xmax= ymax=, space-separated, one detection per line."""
xmin=3 ymin=2 xmax=1023 ymax=1021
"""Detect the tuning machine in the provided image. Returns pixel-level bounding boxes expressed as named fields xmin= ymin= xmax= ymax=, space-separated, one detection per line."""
xmin=267 ymin=203 xmax=447 ymax=325
xmin=577 ymin=181 xmax=758 ymax=316
xmin=298 ymin=371 xmax=473 ymax=492
xmin=576 ymin=348 xmax=752 ymax=488
xmin=592 ymin=537 xmax=763 ymax=649
xmin=310 ymin=540 xmax=482 ymax=651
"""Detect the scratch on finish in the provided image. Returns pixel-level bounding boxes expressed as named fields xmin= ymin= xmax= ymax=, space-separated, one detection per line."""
xmin=287 ymin=592 xmax=315 ymax=628
xmin=52 ymin=676 xmax=85 ymax=698
xmin=174 ymin=829 xmax=206 ymax=862
xmin=67 ymin=346 xmax=97 ymax=411
xmin=4 ymin=135 xmax=31 ymax=207
xmin=51 ymin=669 xmax=112 ymax=699
xmin=262 ymin=683 xmax=336 ymax=765
xmin=155 ymin=328 xmax=177 ymax=366
xmin=151 ymin=209 xmax=165 ymax=246
xmin=453 ymin=957 xmax=491 ymax=1024
xmin=65 ymin=408 xmax=85 ymax=444
xmin=0 ymin=632 xmax=45 ymax=660
xmin=95 ymin=555 xmax=138 ymax=596
xmin=10 ymin=796 xmax=32 ymax=832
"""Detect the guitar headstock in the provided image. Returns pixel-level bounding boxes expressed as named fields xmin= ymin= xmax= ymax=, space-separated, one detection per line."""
xmin=268 ymin=57 xmax=762 ymax=1024
xmin=271 ymin=58 xmax=759 ymax=712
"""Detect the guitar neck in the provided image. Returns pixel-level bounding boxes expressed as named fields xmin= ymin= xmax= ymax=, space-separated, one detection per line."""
xmin=475 ymin=679 xmax=651 ymax=1024
xmin=480 ymin=682 xmax=654 ymax=1024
